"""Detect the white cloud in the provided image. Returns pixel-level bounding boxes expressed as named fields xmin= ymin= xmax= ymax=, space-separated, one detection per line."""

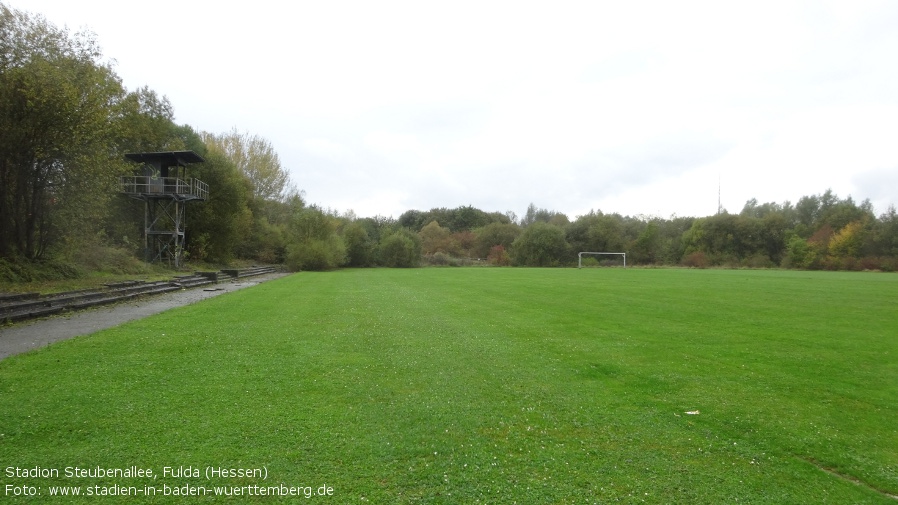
xmin=18 ymin=0 xmax=898 ymax=218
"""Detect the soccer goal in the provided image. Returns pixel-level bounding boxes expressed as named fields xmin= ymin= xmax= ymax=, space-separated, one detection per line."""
xmin=578 ymin=252 xmax=626 ymax=268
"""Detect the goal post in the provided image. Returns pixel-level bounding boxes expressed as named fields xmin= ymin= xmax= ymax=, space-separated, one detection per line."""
xmin=578 ymin=252 xmax=626 ymax=268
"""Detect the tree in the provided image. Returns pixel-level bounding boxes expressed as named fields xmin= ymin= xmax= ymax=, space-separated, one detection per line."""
xmin=566 ymin=211 xmax=625 ymax=255
xmin=342 ymin=221 xmax=375 ymax=267
xmin=201 ymin=129 xmax=291 ymax=202
xmin=284 ymin=206 xmax=345 ymax=271
xmin=0 ymin=5 xmax=131 ymax=259
xmin=656 ymin=216 xmax=693 ymax=265
xmin=682 ymin=213 xmax=769 ymax=265
xmin=397 ymin=209 xmax=429 ymax=231
xmin=873 ymin=206 xmax=898 ymax=257
xmin=357 ymin=215 xmax=396 ymax=245
xmin=398 ymin=206 xmax=502 ymax=234
xmin=521 ymin=203 xmax=568 ymax=228
xmin=185 ymin=146 xmax=253 ymax=263
xmin=419 ymin=220 xmax=455 ymax=255
xmin=378 ymin=229 xmax=421 ymax=267
xmin=445 ymin=205 xmax=492 ymax=232
xmin=829 ymin=221 xmax=865 ymax=259
xmin=760 ymin=212 xmax=788 ymax=265
xmin=630 ymin=221 xmax=660 ymax=264
xmin=474 ymin=222 xmax=521 ymax=258
xmin=794 ymin=194 xmax=821 ymax=236
xmin=783 ymin=235 xmax=815 ymax=269
xmin=740 ymin=198 xmax=788 ymax=219
xmin=451 ymin=230 xmax=477 ymax=257
xmin=199 ymin=129 xmax=301 ymax=263
xmin=512 ymin=222 xmax=569 ymax=266
xmin=114 ymin=86 xmax=183 ymax=154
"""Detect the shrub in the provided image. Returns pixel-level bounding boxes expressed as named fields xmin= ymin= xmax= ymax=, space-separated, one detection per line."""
xmin=681 ymin=251 xmax=710 ymax=268
xmin=378 ymin=230 xmax=421 ymax=268
xmin=783 ymin=236 xmax=816 ymax=269
xmin=342 ymin=222 xmax=375 ymax=267
xmin=511 ymin=222 xmax=569 ymax=267
xmin=487 ymin=245 xmax=511 ymax=266
xmin=840 ymin=256 xmax=862 ymax=271
xmin=742 ymin=253 xmax=774 ymax=269
xmin=474 ymin=222 xmax=522 ymax=258
xmin=579 ymin=256 xmax=600 ymax=268
xmin=859 ymin=256 xmax=897 ymax=272
xmin=285 ymin=236 xmax=346 ymax=271
xmin=426 ymin=252 xmax=452 ymax=266
xmin=821 ymin=256 xmax=841 ymax=271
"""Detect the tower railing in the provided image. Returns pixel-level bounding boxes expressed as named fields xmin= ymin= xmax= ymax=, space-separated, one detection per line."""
xmin=120 ymin=176 xmax=208 ymax=200
xmin=191 ymin=178 xmax=209 ymax=201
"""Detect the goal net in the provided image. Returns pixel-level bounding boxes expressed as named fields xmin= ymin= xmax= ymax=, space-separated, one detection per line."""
xmin=578 ymin=252 xmax=626 ymax=268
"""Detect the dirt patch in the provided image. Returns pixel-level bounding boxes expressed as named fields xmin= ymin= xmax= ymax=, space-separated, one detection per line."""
xmin=0 ymin=273 xmax=289 ymax=361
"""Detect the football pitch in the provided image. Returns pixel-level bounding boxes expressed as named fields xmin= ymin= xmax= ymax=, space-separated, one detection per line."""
xmin=1 ymin=268 xmax=896 ymax=503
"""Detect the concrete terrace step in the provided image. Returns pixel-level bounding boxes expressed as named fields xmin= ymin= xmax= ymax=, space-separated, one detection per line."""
xmin=0 ymin=292 xmax=40 ymax=303
xmin=1 ymin=280 xmax=202 ymax=323
xmin=0 ymin=267 xmax=278 ymax=324
xmin=220 ymin=265 xmax=278 ymax=279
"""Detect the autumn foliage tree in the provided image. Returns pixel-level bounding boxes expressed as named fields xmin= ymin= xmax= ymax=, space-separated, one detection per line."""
xmin=201 ymin=129 xmax=290 ymax=202
xmin=0 ymin=4 xmax=129 ymax=259
xmin=419 ymin=220 xmax=455 ymax=256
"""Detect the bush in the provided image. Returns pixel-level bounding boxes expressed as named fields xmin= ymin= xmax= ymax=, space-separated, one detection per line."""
xmin=426 ymin=252 xmax=452 ymax=266
xmin=487 ymin=245 xmax=511 ymax=266
xmin=681 ymin=251 xmax=710 ymax=268
xmin=342 ymin=222 xmax=375 ymax=267
xmin=474 ymin=222 xmax=522 ymax=258
xmin=821 ymin=256 xmax=841 ymax=271
xmin=841 ymin=256 xmax=862 ymax=271
xmin=742 ymin=253 xmax=774 ymax=269
xmin=579 ymin=256 xmax=600 ymax=268
xmin=859 ymin=256 xmax=898 ymax=272
xmin=285 ymin=237 xmax=346 ymax=271
xmin=378 ymin=230 xmax=421 ymax=268
xmin=511 ymin=222 xmax=569 ymax=267
xmin=422 ymin=253 xmax=480 ymax=267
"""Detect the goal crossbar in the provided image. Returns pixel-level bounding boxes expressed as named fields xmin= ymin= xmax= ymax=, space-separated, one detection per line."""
xmin=578 ymin=252 xmax=626 ymax=268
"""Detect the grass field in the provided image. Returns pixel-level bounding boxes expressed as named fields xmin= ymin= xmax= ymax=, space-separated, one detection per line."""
xmin=1 ymin=268 xmax=896 ymax=503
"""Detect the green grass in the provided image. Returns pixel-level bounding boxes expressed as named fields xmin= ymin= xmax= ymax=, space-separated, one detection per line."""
xmin=1 ymin=268 xmax=897 ymax=503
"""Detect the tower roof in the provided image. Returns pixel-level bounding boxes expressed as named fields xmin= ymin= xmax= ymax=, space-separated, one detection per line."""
xmin=124 ymin=151 xmax=205 ymax=166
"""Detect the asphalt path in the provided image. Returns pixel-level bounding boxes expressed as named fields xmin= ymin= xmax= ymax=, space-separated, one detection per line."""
xmin=0 ymin=273 xmax=289 ymax=361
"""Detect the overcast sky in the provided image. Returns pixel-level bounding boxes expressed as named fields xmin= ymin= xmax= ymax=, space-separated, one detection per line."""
xmin=18 ymin=0 xmax=898 ymax=220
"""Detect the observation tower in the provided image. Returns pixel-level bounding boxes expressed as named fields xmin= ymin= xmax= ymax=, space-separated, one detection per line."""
xmin=120 ymin=151 xmax=208 ymax=267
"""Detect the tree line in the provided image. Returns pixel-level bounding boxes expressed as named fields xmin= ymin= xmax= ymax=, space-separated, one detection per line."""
xmin=2 ymin=3 xmax=897 ymax=279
